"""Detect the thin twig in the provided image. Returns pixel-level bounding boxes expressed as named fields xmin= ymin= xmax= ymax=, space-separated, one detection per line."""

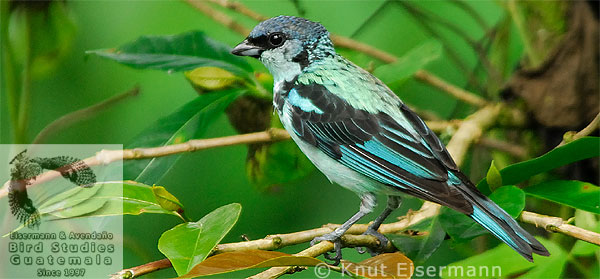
xmin=32 ymin=86 xmax=141 ymax=144
xmin=189 ymin=0 xmax=400 ymax=65
xmin=110 ymin=259 xmax=172 ymax=279
xmin=426 ymin=120 xmax=462 ymax=133
xmin=186 ymin=0 xmax=250 ymax=35
xmin=248 ymin=202 xmax=441 ymax=279
xmin=0 ymin=129 xmax=291 ymax=199
xmin=446 ymin=104 xmax=502 ymax=166
xmin=112 ymin=202 xmax=439 ymax=278
xmin=415 ymin=70 xmax=488 ymax=107
xmin=206 ymin=0 xmax=267 ymax=21
xmin=111 ymin=205 xmax=600 ymax=278
xmin=559 ymin=112 xmax=600 ymax=146
xmin=329 ymin=34 xmax=398 ymax=64
xmin=478 ymin=136 xmax=528 ymax=159
xmin=520 ymin=211 xmax=600 ymax=246
xmin=0 ymin=117 xmax=463 ymax=199
xmin=396 ymin=0 xmax=498 ymax=90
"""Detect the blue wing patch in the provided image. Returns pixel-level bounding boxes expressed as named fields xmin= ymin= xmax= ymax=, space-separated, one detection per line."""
xmin=288 ymin=88 xmax=324 ymax=114
xmin=285 ymin=82 xmax=472 ymax=213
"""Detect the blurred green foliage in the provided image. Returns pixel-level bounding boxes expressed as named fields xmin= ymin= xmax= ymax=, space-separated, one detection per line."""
xmin=1 ymin=1 xmax=598 ymax=279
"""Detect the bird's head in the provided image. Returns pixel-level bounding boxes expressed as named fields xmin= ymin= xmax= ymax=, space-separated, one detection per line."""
xmin=232 ymin=16 xmax=334 ymax=81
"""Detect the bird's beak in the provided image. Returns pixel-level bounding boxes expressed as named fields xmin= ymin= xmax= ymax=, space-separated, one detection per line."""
xmin=231 ymin=39 xmax=263 ymax=58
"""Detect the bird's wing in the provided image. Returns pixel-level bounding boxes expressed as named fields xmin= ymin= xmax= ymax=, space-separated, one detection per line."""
xmin=285 ymin=81 xmax=472 ymax=213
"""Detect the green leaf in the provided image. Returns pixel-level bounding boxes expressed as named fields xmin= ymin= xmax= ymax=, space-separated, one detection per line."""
xmin=486 ymin=160 xmax=503 ymax=192
xmin=374 ymin=39 xmax=442 ymax=86
xmin=159 ymin=203 xmax=242 ymax=276
xmin=185 ymin=66 xmax=240 ymax=92
xmin=180 ymin=250 xmax=322 ymax=278
xmin=4 ymin=181 xmax=182 ymax=236
xmin=571 ymin=210 xmax=600 ymax=256
xmin=441 ymin=238 xmax=565 ymax=279
xmin=86 ymin=31 xmax=252 ymax=75
xmin=37 ymin=185 xmax=101 ymax=215
xmin=44 ymin=181 xmax=182 ymax=218
xmin=152 ymin=185 xmax=184 ymax=212
xmin=478 ymin=137 xmax=600 ymax=195
xmin=389 ymin=216 xmax=445 ymax=264
xmin=124 ymin=89 xmax=244 ymax=184
xmin=440 ymin=186 xmax=525 ymax=242
xmin=524 ymin=180 xmax=599 ymax=214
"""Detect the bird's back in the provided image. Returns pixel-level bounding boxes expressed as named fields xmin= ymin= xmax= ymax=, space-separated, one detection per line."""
xmin=297 ymin=55 xmax=407 ymax=122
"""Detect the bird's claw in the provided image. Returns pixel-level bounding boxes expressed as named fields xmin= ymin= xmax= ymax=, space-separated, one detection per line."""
xmin=310 ymin=233 xmax=343 ymax=266
xmin=355 ymin=228 xmax=389 ymax=256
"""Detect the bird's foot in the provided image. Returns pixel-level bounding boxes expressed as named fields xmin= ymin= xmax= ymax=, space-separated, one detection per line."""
xmin=356 ymin=228 xmax=389 ymax=256
xmin=310 ymin=232 xmax=343 ymax=266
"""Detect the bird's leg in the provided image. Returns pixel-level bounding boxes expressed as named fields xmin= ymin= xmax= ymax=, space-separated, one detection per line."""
xmin=357 ymin=196 xmax=401 ymax=256
xmin=310 ymin=193 xmax=377 ymax=265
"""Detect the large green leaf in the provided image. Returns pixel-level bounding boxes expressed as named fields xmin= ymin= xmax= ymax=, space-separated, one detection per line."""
xmin=389 ymin=216 xmax=445 ymax=265
xmin=124 ymin=89 xmax=244 ymax=184
xmin=478 ymin=137 xmax=600 ymax=195
xmin=524 ymin=180 xmax=600 ymax=214
xmin=40 ymin=181 xmax=182 ymax=219
xmin=3 ymin=181 xmax=183 ymax=236
xmin=374 ymin=39 xmax=442 ymax=86
xmin=441 ymin=238 xmax=566 ymax=279
xmin=180 ymin=250 xmax=323 ymax=278
xmin=439 ymin=186 xmax=525 ymax=242
xmin=158 ymin=203 xmax=242 ymax=276
xmin=86 ymin=31 xmax=252 ymax=75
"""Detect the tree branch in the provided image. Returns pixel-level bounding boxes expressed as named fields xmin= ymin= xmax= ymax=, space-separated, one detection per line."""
xmin=111 ymin=259 xmax=172 ymax=279
xmin=186 ymin=0 xmax=250 ymax=35
xmin=32 ymin=86 xmax=141 ymax=144
xmin=111 ymin=202 xmax=439 ymax=278
xmin=205 ymin=0 xmax=268 ymax=21
xmin=478 ymin=136 xmax=528 ymax=159
xmin=0 ymin=118 xmax=460 ymax=199
xmin=414 ymin=70 xmax=488 ymax=107
xmin=111 ymin=206 xmax=600 ymax=278
xmin=244 ymin=202 xmax=440 ymax=279
xmin=520 ymin=211 xmax=600 ymax=246
xmin=559 ymin=112 xmax=600 ymax=146
xmin=446 ymin=104 xmax=502 ymax=166
xmin=0 ymin=129 xmax=291 ymax=199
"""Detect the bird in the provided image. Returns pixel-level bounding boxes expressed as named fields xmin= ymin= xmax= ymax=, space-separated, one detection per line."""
xmin=231 ymin=15 xmax=549 ymax=265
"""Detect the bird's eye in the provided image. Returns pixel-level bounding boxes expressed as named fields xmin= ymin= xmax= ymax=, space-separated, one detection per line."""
xmin=268 ymin=33 xmax=285 ymax=47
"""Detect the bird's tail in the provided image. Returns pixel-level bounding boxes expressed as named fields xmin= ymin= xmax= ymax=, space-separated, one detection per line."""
xmin=454 ymin=174 xmax=550 ymax=261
